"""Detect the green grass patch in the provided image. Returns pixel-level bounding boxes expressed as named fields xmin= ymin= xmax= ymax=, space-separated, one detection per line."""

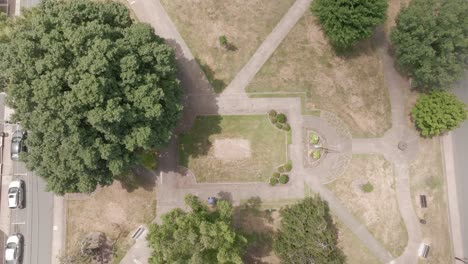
xmin=179 ymin=115 xmax=288 ymax=182
xmin=136 ymin=149 xmax=158 ymax=170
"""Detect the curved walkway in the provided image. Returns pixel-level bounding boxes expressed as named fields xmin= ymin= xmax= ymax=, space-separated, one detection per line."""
xmin=121 ymin=1 xmax=422 ymax=264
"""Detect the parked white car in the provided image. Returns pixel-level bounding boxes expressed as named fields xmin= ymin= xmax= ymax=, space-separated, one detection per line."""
xmin=4 ymin=233 xmax=23 ymax=264
xmin=8 ymin=180 xmax=24 ymax=209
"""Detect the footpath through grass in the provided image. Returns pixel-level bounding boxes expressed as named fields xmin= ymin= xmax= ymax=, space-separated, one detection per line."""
xmin=178 ymin=115 xmax=288 ymax=182
xmin=160 ymin=0 xmax=295 ymax=93
xmin=248 ymin=13 xmax=391 ymax=138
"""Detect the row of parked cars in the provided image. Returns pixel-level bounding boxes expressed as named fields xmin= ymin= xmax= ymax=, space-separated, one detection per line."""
xmin=5 ymin=131 xmax=26 ymax=264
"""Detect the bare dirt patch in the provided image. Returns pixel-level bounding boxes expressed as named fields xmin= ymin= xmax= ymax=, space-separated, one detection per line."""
xmin=248 ymin=13 xmax=391 ymax=138
xmin=160 ymin=0 xmax=295 ymax=92
xmin=326 ymin=154 xmax=408 ymax=256
xmin=65 ymin=178 xmax=156 ymax=263
xmin=214 ymin=138 xmax=251 ymax=160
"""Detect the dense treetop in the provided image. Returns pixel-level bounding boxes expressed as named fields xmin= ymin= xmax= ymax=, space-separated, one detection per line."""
xmin=273 ymin=196 xmax=345 ymax=264
xmin=147 ymin=194 xmax=247 ymax=264
xmin=311 ymin=0 xmax=388 ymax=50
xmin=391 ymin=0 xmax=468 ymax=89
xmin=412 ymin=91 xmax=467 ymax=137
xmin=0 ymin=0 xmax=182 ymax=194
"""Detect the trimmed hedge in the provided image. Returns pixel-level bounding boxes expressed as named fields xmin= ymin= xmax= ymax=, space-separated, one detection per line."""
xmin=282 ymin=123 xmax=291 ymax=131
xmin=269 ymin=177 xmax=279 ymax=186
xmin=277 ymin=114 xmax=286 ymax=123
xmin=279 ymin=174 xmax=289 ymax=184
xmin=362 ymin=182 xmax=374 ymax=193
xmin=269 ymin=110 xmax=277 ymax=117
xmin=284 ymin=162 xmax=292 ymax=172
xmin=273 ymin=172 xmax=280 ymax=178
xmin=275 ymin=123 xmax=283 ymax=129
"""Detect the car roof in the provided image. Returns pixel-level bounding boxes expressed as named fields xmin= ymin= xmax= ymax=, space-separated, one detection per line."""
xmin=8 ymin=181 xmax=21 ymax=189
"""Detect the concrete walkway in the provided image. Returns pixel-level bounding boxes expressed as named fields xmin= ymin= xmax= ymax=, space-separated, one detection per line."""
xmin=120 ymin=1 xmax=423 ymax=264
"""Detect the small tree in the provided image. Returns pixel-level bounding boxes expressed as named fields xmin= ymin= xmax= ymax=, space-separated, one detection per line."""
xmin=147 ymin=194 xmax=247 ymax=263
xmin=311 ymin=0 xmax=388 ymax=50
xmin=391 ymin=0 xmax=468 ymax=89
xmin=219 ymin=35 xmax=228 ymax=47
xmin=412 ymin=91 xmax=467 ymax=137
xmin=274 ymin=197 xmax=345 ymax=263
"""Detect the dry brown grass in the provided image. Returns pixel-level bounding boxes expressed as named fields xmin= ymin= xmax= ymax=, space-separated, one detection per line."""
xmin=334 ymin=217 xmax=380 ymax=264
xmin=326 ymin=154 xmax=408 ymax=256
xmin=66 ymin=180 xmax=156 ymax=263
xmin=248 ymin=13 xmax=391 ymax=138
xmin=408 ymin=132 xmax=452 ymax=262
xmin=160 ymin=0 xmax=295 ymax=93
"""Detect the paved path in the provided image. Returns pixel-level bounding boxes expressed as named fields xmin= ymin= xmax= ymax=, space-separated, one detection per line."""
xmin=121 ymin=1 xmax=423 ymax=264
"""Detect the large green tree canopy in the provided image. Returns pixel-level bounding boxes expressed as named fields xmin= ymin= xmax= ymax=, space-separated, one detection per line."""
xmin=391 ymin=0 xmax=468 ymax=89
xmin=273 ymin=196 xmax=345 ymax=264
xmin=412 ymin=91 xmax=467 ymax=137
xmin=147 ymin=194 xmax=247 ymax=263
xmin=0 ymin=0 xmax=182 ymax=194
xmin=311 ymin=0 xmax=388 ymax=50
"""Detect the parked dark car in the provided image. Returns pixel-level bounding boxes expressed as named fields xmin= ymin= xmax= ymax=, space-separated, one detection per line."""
xmin=10 ymin=131 xmax=26 ymax=161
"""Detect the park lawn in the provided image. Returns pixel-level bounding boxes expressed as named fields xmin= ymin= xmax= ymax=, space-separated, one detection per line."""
xmin=160 ymin=0 xmax=295 ymax=93
xmin=247 ymin=12 xmax=391 ymax=138
xmin=178 ymin=115 xmax=288 ymax=182
xmin=326 ymin=154 xmax=408 ymax=257
xmin=334 ymin=217 xmax=380 ymax=264
xmin=65 ymin=180 xmax=156 ymax=263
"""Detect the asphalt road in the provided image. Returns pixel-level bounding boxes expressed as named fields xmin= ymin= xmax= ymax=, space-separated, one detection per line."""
xmin=453 ymin=74 xmax=468 ymax=256
xmin=0 ymin=93 xmax=54 ymax=264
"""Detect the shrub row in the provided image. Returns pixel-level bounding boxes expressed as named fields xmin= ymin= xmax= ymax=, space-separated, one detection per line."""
xmin=270 ymin=161 xmax=292 ymax=186
xmin=268 ymin=110 xmax=291 ymax=131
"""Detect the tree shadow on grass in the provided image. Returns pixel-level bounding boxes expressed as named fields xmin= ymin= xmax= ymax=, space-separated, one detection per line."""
xmin=116 ymin=166 xmax=157 ymax=193
xmin=233 ymin=197 xmax=278 ymax=263
xmin=195 ymin=58 xmax=226 ymax=93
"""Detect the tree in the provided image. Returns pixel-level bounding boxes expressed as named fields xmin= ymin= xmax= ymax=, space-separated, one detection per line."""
xmin=0 ymin=0 xmax=182 ymax=194
xmin=391 ymin=0 xmax=468 ymax=89
xmin=273 ymin=196 xmax=345 ymax=264
xmin=147 ymin=194 xmax=247 ymax=264
xmin=311 ymin=0 xmax=388 ymax=50
xmin=411 ymin=91 xmax=467 ymax=137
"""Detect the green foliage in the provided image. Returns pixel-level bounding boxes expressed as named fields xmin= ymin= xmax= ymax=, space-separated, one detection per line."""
xmin=362 ymin=182 xmax=374 ymax=193
xmin=279 ymin=174 xmax=289 ymax=184
xmin=137 ymin=149 xmax=158 ymax=170
xmin=269 ymin=177 xmax=279 ymax=186
xmin=391 ymin=0 xmax=468 ymax=89
xmin=278 ymin=165 xmax=285 ymax=173
xmin=275 ymin=122 xmax=283 ymax=129
xmin=274 ymin=197 xmax=345 ymax=263
xmin=309 ymin=133 xmax=319 ymax=144
xmin=411 ymin=91 xmax=467 ymax=137
xmin=219 ymin=35 xmax=228 ymax=47
xmin=312 ymin=150 xmax=322 ymax=160
xmin=147 ymin=194 xmax=247 ymax=264
xmin=311 ymin=0 xmax=388 ymax=50
xmin=270 ymin=116 xmax=278 ymax=124
xmin=268 ymin=109 xmax=277 ymax=117
xmin=276 ymin=113 xmax=286 ymax=123
xmin=0 ymin=0 xmax=182 ymax=194
xmin=282 ymin=123 xmax=291 ymax=131
xmin=272 ymin=172 xmax=280 ymax=178
xmin=283 ymin=161 xmax=292 ymax=172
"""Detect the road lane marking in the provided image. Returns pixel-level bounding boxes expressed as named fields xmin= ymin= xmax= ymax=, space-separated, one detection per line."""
xmin=11 ymin=221 xmax=25 ymax=225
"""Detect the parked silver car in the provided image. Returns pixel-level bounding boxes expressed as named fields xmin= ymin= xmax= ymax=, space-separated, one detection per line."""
xmin=10 ymin=131 xmax=26 ymax=161
xmin=4 ymin=233 xmax=23 ymax=264
xmin=8 ymin=180 xmax=24 ymax=209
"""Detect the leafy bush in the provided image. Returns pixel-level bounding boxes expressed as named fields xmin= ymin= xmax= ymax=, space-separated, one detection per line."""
xmin=269 ymin=177 xmax=279 ymax=186
xmin=278 ymin=165 xmax=285 ymax=173
xmin=279 ymin=174 xmax=289 ymax=184
xmin=312 ymin=150 xmax=322 ymax=160
xmin=275 ymin=123 xmax=283 ymax=129
xmin=411 ymin=91 xmax=467 ymax=136
xmin=273 ymin=172 xmax=280 ymax=178
xmin=218 ymin=35 xmax=228 ymax=47
xmin=309 ymin=133 xmax=319 ymax=144
xmin=362 ymin=182 xmax=374 ymax=193
xmin=282 ymin=123 xmax=291 ymax=131
xmin=311 ymin=0 xmax=387 ymax=50
xmin=284 ymin=162 xmax=292 ymax=172
xmin=269 ymin=110 xmax=277 ymax=117
xmin=270 ymin=116 xmax=278 ymax=124
xmin=276 ymin=113 xmax=286 ymax=123
xmin=390 ymin=0 xmax=468 ymax=89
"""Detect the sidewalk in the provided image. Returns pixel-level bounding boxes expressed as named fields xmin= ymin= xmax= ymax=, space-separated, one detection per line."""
xmin=441 ymin=133 xmax=464 ymax=260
